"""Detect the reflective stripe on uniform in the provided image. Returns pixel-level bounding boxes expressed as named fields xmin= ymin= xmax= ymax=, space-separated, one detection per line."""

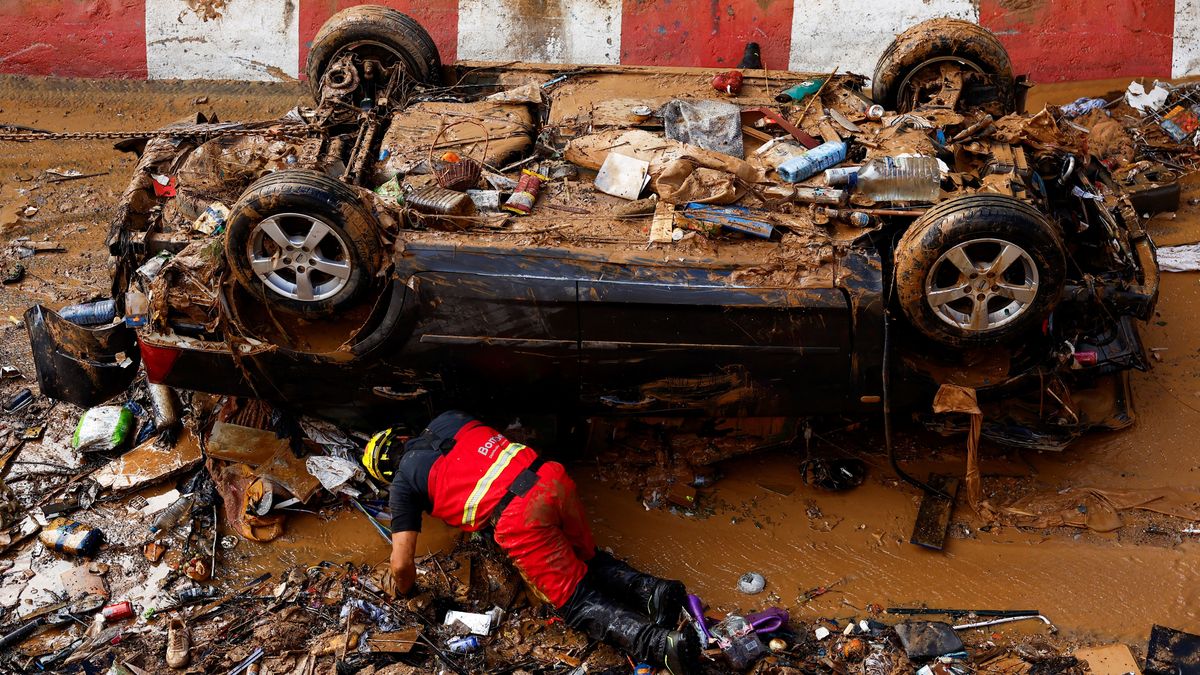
xmin=461 ymin=442 xmax=527 ymax=528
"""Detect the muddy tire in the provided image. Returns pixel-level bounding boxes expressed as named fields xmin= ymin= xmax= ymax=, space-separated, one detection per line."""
xmin=872 ymin=18 xmax=1015 ymax=114
xmin=305 ymin=5 xmax=442 ymax=102
xmin=894 ymin=194 xmax=1064 ymax=348
xmin=224 ymin=170 xmax=381 ymax=316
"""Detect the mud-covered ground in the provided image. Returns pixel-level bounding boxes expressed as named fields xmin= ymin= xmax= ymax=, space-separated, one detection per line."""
xmin=0 ymin=74 xmax=1198 ymax=660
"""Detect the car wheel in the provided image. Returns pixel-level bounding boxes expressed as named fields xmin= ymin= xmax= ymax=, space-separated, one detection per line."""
xmin=224 ymin=170 xmax=381 ymax=316
xmin=872 ymin=18 xmax=1015 ymax=114
xmin=895 ymin=194 xmax=1065 ymax=348
xmin=306 ymin=5 xmax=442 ymax=103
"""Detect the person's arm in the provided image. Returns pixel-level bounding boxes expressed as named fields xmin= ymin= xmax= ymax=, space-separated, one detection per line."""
xmin=390 ymin=530 xmax=419 ymax=595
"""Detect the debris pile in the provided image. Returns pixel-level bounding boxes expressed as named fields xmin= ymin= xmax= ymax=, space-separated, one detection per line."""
xmin=1 ymin=10 xmax=1198 ymax=673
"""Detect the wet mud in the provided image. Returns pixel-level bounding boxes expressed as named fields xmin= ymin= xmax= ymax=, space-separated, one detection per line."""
xmin=1 ymin=74 xmax=1198 ymax=651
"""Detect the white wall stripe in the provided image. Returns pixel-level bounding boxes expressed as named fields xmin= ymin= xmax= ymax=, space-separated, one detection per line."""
xmin=456 ymin=0 xmax=622 ymax=65
xmin=787 ymin=0 xmax=979 ymax=78
xmin=1173 ymin=0 xmax=1200 ymax=79
xmin=146 ymin=0 xmax=299 ymax=80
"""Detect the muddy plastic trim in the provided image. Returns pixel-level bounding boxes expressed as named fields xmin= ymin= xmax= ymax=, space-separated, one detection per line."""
xmin=24 ymin=305 xmax=141 ymax=408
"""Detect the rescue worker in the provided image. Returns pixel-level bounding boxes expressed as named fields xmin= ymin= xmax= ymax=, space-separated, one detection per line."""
xmin=362 ymin=411 xmax=700 ymax=674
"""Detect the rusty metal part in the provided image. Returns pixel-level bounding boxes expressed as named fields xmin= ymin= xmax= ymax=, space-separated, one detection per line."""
xmin=0 ymin=124 xmax=309 ymax=143
xmin=740 ymin=107 xmax=820 ymax=149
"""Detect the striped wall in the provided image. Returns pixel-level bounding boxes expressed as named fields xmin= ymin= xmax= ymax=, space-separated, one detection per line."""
xmin=0 ymin=0 xmax=1196 ymax=83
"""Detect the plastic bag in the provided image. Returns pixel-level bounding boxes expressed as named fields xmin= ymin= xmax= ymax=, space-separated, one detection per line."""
xmin=306 ymin=456 xmax=367 ymax=497
xmin=662 ymin=100 xmax=744 ymax=158
xmin=72 ymin=406 xmax=134 ymax=452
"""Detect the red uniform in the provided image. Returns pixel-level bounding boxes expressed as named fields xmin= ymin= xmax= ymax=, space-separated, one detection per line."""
xmin=427 ymin=420 xmax=596 ymax=607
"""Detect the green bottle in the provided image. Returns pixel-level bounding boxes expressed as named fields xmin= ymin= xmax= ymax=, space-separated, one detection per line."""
xmin=775 ymin=78 xmax=824 ymax=103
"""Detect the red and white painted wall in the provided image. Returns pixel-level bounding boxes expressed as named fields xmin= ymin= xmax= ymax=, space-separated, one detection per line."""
xmin=0 ymin=0 xmax=1197 ymax=83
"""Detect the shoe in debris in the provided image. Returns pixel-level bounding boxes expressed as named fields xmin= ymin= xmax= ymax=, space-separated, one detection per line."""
xmin=166 ymin=618 xmax=190 ymax=669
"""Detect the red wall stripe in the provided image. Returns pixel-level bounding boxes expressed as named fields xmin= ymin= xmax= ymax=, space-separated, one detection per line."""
xmin=979 ymin=0 xmax=1175 ymax=83
xmin=620 ymin=0 xmax=794 ymax=70
xmin=299 ymin=0 xmax=459 ymax=79
xmin=0 ymin=0 xmax=146 ymax=79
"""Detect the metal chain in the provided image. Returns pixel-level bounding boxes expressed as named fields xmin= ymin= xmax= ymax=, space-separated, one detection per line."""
xmin=0 ymin=124 xmax=311 ymax=142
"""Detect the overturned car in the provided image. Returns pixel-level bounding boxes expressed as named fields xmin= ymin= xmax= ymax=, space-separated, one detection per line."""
xmin=28 ymin=9 xmax=1159 ymax=452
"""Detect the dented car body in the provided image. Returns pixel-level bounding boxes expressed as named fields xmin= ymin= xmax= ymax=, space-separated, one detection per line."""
xmin=28 ymin=11 xmax=1159 ymax=451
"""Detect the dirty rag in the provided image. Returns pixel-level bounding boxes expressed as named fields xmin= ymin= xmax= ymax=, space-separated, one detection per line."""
xmin=932 ymin=384 xmax=989 ymax=516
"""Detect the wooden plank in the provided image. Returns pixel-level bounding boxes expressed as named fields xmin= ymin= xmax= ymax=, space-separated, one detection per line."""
xmin=368 ymin=628 xmax=422 ymax=654
xmin=910 ymin=475 xmax=960 ymax=551
xmin=649 ymin=201 xmax=676 ymax=244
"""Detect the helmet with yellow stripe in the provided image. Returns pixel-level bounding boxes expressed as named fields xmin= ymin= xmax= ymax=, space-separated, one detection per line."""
xmin=362 ymin=427 xmax=404 ymax=482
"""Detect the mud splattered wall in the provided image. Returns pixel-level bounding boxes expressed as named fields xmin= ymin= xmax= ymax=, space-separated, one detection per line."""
xmin=0 ymin=0 xmax=1197 ymax=81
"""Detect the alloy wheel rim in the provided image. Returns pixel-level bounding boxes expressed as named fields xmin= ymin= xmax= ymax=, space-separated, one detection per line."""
xmin=248 ymin=212 xmax=352 ymax=302
xmin=925 ymin=237 xmax=1039 ymax=332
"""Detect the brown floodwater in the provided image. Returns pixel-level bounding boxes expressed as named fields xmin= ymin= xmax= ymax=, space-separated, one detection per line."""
xmin=1 ymin=74 xmax=1198 ymax=647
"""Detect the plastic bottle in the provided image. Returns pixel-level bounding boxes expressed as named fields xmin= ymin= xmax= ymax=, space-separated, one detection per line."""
xmin=58 ymin=299 xmax=117 ymax=326
xmin=775 ymin=78 xmax=824 ymax=103
xmin=825 ymin=166 xmax=860 ymax=186
xmin=777 ymin=141 xmax=847 ymax=183
xmin=149 ymin=493 xmax=195 ymax=535
xmin=850 ymin=156 xmax=940 ymax=202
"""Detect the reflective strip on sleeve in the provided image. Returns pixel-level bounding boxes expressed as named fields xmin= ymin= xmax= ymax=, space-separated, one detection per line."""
xmin=462 ymin=442 xmax=527 ymax=528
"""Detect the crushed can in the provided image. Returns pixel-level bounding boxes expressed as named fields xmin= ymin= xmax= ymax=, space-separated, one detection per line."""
xmin=101 ymin=601 xmax=135 ymax=622
xmin=39 ymin=518 xmax=103 ymax=557
xmin=447 ymin=635 xmax=480 ymax=653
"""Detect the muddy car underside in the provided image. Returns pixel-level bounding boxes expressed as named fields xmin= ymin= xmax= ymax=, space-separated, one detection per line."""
xmin=28 ymin=15 xmax=1158 ymax=453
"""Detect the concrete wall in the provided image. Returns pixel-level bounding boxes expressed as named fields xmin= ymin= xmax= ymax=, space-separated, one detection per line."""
xmin=0 ymin=0 xmax=1196 ymax=82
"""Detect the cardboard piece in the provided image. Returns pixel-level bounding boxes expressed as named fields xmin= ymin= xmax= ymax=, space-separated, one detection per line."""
xmin=1075 ymin=644 xmax=1142 ymax=675
xmin=206 ymin=422 xmax=288 ymax=466
xmin=255 ymin=442 xmax=322 ymax=503
xmin=94 ymin=429 xmax=203 ymax=493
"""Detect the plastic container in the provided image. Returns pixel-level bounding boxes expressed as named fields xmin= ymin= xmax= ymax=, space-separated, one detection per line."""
xmin=58 ymin=299 xmax=117 ymax=326
xmin=777 ymin=141 xmax=847 ymax=183
xmin=447 ymin=635 xmax=480 ymax=653
xmin=406 ymin=186 xmax=477 ymax=226
xmin=851 ymin=156 xmax=941 ymax=202
xmin=754 ymin=138 xmax=808 ymax=169
xmin=775 ymin=78 xmax=824 ymax=103
xmin=39 ymin=518 xmax=103 ymax=557
xmin=124 ymin=290 xmax=149 ymax=328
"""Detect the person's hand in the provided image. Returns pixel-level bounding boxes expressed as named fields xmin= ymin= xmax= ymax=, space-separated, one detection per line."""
xmin=389 ymin=530 xmax=419 ymax=596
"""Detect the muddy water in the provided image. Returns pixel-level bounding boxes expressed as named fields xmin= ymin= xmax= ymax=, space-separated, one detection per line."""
xmin=2 ymin=75 xmax=1199 ymax=646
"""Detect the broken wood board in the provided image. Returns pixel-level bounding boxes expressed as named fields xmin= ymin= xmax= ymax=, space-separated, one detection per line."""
xmin=649 ymin=201 xmax=675 ymax=244
xmin=367 ymin=628 xmax=421 ymax=654
xmin=255 ymin=441 xmax=322 ymax=503
xmin=206 ymin=422 xmax=288 ymax=466
xmin=94 ymin=428 xmax=203 ymax=493
xmin=1075 ymin=644 xmax=1142 ymax=675
xmin=910 ymin=475 xmax=960 ymax=550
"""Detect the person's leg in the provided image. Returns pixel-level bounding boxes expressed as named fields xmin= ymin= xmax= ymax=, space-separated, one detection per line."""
xmin=559 ymin=579 xmax=700 ymax=675
xmin=587 ymin=550 xmax=688 ymax=627
xmin=541 ymin=462 xmax=596 ymax=562
xmin=492 ymin=469 xmax=589 ymax=607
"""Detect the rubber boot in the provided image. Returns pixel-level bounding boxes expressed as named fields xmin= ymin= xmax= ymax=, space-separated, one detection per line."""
xmin=560 ymin=580 xmax=700 ymax=675
xmin=587 ymin=550 xmax=687 ymax=626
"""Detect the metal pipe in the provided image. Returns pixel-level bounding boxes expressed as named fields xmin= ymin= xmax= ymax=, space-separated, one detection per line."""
xmin=953 ymin=614 xmax=1056 ymax=632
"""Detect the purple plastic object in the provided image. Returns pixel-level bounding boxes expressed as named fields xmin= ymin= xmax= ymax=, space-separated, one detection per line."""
xmin=686 ymin=594 xmax=712 ymax=642
xmin=746 ymin=608 xmax=790 ymax=634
